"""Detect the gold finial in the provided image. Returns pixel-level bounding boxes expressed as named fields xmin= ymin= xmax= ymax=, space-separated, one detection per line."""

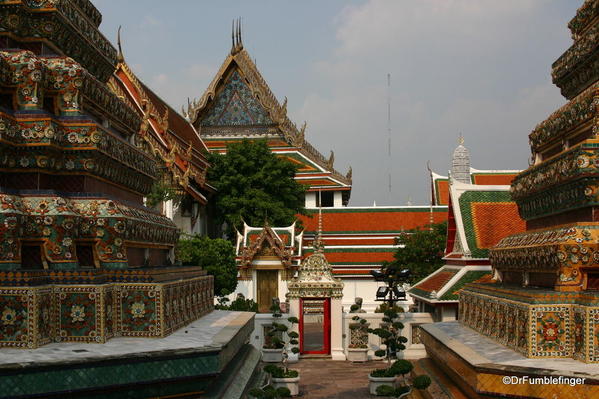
xmin=458 ymin=133 xmax=464 ymax=146
xmin=117 ymin=26 xmax=124 ymax=63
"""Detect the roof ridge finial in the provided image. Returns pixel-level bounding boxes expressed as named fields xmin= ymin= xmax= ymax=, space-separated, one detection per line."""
xmin=117 ymin=25 xmax=124 ymax=63
xmin=231 ymin=20 xmax=235 ymax=52
xmin=238 ymin=17 xmax=243 ymax=48
xmin=458 ymin=132 xmax=464 ymax=146
xmin=231 ymin=18 xmax=244 ymax=55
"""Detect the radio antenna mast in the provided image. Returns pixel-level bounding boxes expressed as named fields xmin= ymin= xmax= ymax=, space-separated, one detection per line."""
xmin=387 ymin=73 xmax=392 ymax=201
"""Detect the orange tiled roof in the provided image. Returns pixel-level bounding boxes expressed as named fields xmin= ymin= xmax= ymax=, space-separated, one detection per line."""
xmin=471 ymin=173 xmax=518 ymax=185
xmin=410 ymin=270 xmax=459 ymax=297
xmin=471 ymin=202 xmax=526 ymax=249
xmin=435 ymin=179 xmax=450 ymax=205
xmin=298 ymin=208 xmax=447 ymax=233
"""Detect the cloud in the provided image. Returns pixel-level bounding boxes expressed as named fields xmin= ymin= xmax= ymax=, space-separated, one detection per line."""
xmin=291 ymin=0 xmax=569 ymax=205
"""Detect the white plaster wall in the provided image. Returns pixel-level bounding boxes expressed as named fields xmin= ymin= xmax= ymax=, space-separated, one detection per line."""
xmin=333 ymin=191 xmax=343 ymax=207
xmin=248 ymin=311 xmax=433 ymax=360
xmin=305 ymin=192 xmax=317 ymax=208
xmin=441 ymin=305 xmax=457 ymax=322
xmin=342 ymin=312 xmax=433 ymax=360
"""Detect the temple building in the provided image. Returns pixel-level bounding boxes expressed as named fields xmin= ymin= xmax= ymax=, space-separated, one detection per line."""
xmin=410 ymin=140 xmax=526 ymax=321
xmin=0 ymin=2 xmax=255 ymax=398
xmin=108 ymin=34 xmax=214 ymax=236
xmin=421 ymin=1 xmax=599 ymax=397
xmin=185 ymin=24 xmax=352 ymax=209
xmin=235 ymin=206 xmax=447 ymax=312
xmin=188 ymin=25 xmax=450 ymax=312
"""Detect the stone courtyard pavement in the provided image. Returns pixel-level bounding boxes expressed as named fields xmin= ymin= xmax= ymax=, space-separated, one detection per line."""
xmin=291 ymin=359 xmax=431 ymax=399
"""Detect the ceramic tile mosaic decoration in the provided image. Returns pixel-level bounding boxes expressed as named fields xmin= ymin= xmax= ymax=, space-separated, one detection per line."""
xmin=0 ymin=1 xmax=257 ymax=397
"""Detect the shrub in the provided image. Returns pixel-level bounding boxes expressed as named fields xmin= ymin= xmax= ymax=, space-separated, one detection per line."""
xmin=413 ymin=375 xmax=432 ymax=390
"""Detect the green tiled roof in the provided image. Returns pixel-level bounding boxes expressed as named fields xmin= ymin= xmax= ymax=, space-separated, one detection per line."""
xmin=458 ymin=190 xmax=514 ymax=258
xmin=439 ymin=270 xmax=491 ymax=300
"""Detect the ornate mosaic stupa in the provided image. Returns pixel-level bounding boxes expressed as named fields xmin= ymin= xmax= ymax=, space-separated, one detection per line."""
xmin=0 ymin=0 xmax=213 ymax=349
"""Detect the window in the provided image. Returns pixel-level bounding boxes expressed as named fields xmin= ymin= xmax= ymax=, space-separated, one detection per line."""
xmin=316 ymin=191 xmax=334 ymax=207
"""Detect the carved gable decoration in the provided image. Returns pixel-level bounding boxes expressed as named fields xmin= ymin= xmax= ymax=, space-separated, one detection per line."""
xmin=201 ymin=70 xmax=273 ymax=127
xmin=287 ymin=252 xmax=344 ymax=299
xmin=239 ymin=225 xmax=293 ymax=268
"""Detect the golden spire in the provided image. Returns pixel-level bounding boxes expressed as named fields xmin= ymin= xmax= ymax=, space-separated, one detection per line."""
xmin=313 ymin=190 xmax=325 ymax=253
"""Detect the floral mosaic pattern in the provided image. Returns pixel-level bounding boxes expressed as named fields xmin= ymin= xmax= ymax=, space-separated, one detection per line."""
xmin=512 ymin=143 xmax=599 ymax=203
xmin=460 ymin=288 xmax=598 ymax=363
xmin=531 ymin=306 xmax=571 ymax=357
xmin=0 ymin=295 xmax=28 ymax=343
xmin=0 ymin=275 xmax=214 ymax=348
xmin=120 ymin=286 xmax=158 ymax=335
xmin=202 ymin=70 xmax=273 ymax=126
xmin=0 ymin=3 xmax=117 ymax=82
xmin=0 ymin=193 xmax=178 ymax=270
xmin=57 ymin=289 xmax=100 ymax=342
xmin=491 ymin=224 xmax=599 ymax=291
xmin=527 ymin=83 xmax=597 ymax=151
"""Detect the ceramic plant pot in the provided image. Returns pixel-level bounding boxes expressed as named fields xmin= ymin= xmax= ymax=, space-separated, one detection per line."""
xmin=262 ymin=348 xmax=283 ymax=363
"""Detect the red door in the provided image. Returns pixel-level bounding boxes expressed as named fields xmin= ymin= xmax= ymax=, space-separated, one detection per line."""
xmin=299 ymin=298 xmax=330 ymax=355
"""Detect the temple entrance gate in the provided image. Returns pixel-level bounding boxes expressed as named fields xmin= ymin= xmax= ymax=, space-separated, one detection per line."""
xmin=287 ymin=236 xmax=345 ymax=360
xmin=299 ymin=298 xmax=330 ymax=354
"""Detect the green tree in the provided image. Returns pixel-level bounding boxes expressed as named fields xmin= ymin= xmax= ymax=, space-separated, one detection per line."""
xmin=207 ymin=139 xmax=307 ymax=237
xmin=176 ymin=235 xmax=237 ymax=296
xmin=383 ymin=221 xmax=447 ymax=285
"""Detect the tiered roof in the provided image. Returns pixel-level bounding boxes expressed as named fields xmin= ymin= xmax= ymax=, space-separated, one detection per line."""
xmin=430 ymin=168 xmax=520 ymax=206
xmin=298 ymin=206 xmax=448 ymax=277
xmin=186 ymin=28 xmax=352 ymax=202
xmin=410 ymin=180 xmax=525 ymax=303
xmin=109 ymin=46 xmax=212 ymax=204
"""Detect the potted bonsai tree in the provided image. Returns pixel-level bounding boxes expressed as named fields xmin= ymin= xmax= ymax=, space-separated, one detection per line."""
xmin=249 ymin=385 xmax=291 ymax=398
xmin=348 ymin=303 xmax=370 ymax=362
xmin=262 ymin=299 xmax=285 ymax=363
xmin=375 ymin=372 xmax=432 ymax=398
xmin=264 ymin=316 xmax=301 ymax=396
xmin=367 ymin=308 xmax=430 ymax=396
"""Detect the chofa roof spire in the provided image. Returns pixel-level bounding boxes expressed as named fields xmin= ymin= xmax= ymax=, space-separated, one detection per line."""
xmin=117 ymin=25 xmax=124 ymax=63
xmin=231 ymin=17 xmax=244 ymax=55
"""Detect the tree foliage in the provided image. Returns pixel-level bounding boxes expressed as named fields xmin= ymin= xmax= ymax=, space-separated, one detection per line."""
xmin=207 ymin=139 xmax=307 ymax=236
xmin=176 ymin=235 xmax=237 ymax=296
xmin=384 ymin=221 xmax=447 ymax=284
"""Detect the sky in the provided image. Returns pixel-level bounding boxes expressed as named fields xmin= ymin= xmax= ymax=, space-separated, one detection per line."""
xmin=94 ymin=0 xmax=580 ymax=206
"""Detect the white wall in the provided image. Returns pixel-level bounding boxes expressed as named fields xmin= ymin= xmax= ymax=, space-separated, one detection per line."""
xmin=333 ymin=191 xmax=343 ymax=207
xmin=305 ymin=192 xmax=317 ymax=208
xmin=249 ymin=311 xmax=433 ymax=360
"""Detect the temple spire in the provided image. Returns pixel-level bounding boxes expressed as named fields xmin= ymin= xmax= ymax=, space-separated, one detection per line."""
xmin=313 ymin=190 xmax=325 ymax=253
xmin=451 ymin=133 xmax=470 ymax=184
